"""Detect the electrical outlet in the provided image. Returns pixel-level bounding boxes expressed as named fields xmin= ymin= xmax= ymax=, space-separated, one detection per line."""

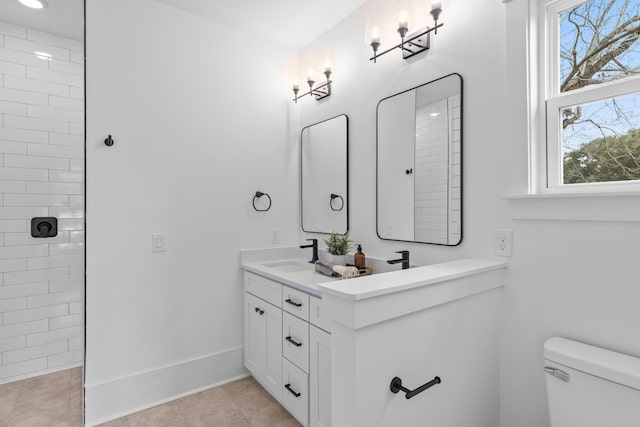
xmin=271 ymin=228 xmax=280 ymax=244
xmin=494 ymin=229 xmax=513 ymax=257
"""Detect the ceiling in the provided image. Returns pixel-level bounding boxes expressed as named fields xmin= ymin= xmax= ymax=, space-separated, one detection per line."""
xmin=153 ymin=0 xmax=370 ymax=48
xmin=0 ymin=0 xmax=84 ymax=41
xmin=0 ymin=0 xmax=368 ymax=48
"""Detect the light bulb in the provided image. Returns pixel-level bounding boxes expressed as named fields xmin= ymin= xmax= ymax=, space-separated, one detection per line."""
xmin=19 ymin=0 xmax=46 ymax=9
xmin=307 ymin=68 xmax=315 ymax=81
xmin=431 ymin=2 xmax=442 ymax=10
xmin=370 ymin=26 xmax=381 ymax=44
xmin=398 ymin=10 xmax=408 ymax=29
xmin=324 ymin=58 xmax=332 ymax=73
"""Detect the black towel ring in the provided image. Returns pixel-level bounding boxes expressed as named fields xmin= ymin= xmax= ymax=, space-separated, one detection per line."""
xmin=253 ymin=191 xmax=272 ymax=212
xmin=330 ymin=193 xmax=344 ymax=212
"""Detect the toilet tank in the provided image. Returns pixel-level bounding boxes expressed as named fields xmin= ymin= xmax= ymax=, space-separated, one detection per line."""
xmin=544 ymin=337 xmax=640 ymax=427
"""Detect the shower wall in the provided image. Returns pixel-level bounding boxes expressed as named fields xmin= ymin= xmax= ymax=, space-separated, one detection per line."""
xmin=0 ymin=21 xmax=83 ymax=383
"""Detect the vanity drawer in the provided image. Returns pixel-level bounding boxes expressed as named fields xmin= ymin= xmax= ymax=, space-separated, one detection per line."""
xmin=282 ymin=357 xmax=309 ymax=426
xmin=309 ymin=295 xmax=331 ymax=333
xmin=283 ymin=311 xmax=309 ymax=373
xmin=282 ymin=286 xmax=310 ymax=321
xmin=245 ymin=272 xmax=282 ymax=308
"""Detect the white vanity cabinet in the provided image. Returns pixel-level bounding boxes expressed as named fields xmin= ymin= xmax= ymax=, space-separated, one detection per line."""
xmin=243 ymin=271 xmax=332 ymax=427
xmin=244 ymin=289 xmax=282 ymax=401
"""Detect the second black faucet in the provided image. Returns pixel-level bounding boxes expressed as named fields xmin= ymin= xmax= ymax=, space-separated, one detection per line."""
xmin=387 ymin=250 xmax=410 ymax=270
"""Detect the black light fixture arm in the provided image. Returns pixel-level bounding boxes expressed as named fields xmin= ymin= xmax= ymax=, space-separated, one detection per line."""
xmin=390 ymin=376 xmax=441 ymax=399
xmin=369 ymin=23 xmax=444 ymax=62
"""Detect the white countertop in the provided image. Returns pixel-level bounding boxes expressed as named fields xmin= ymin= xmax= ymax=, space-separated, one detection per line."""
xmin=318 ymin=258 xmax=509 ymax=301
xmin=240 ymin=247 xmax=508 ymax=304
xmin=241 ymin=257 xmax=338 ymax=298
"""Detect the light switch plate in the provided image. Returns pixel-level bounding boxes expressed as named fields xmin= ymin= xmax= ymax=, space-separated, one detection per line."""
xmin=152 ymin=233 xmax=166 ymax=252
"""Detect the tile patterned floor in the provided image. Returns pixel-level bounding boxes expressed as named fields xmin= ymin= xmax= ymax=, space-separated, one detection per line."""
xmin=0 ymin=367 xmax=83 ymax=427
xmin=98 ymin=376 xmax=302 ymax=427
xmin=0 ymin=367 xmax=301 ymax=427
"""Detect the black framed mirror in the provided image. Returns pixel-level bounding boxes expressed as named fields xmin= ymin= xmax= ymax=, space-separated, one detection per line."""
xmin=376 ymin=73 xmax=462 ymax=245
xmin=301 ymin=114 xmax=349 ymax=234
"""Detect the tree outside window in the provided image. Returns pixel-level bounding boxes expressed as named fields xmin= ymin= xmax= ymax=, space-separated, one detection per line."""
xmin=556 ymin=0 xmax=640 ymax=185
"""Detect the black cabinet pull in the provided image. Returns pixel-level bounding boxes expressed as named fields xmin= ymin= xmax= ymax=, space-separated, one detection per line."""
xmin=254 ymin=307 xmax=264 ymax=315
xmin=285 ymin=298 xmax=302 ymax=307
xmin=285 ymin=336 xmax=302 ymax=347
xmin=284 ymin=383 xmax=301 ymax=397
xmin=104 ymin=135 xmax=114 ymax=146
xmin=390 ymin=376 xmax=441 ymax=399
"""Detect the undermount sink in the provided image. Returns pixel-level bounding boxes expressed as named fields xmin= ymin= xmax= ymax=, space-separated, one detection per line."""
xmin=261 ymin=259 xmax=314 ymax=273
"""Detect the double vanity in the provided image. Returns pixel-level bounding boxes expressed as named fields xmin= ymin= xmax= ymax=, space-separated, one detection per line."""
xmin=240 ymin=246 xmax=508 ymax=427
xmin=241 ymin=71 xmax=507 ymax=426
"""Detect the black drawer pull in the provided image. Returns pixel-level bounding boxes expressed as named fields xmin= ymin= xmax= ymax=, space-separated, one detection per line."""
xmin=285 ymin=336 xmax=302 ymax=347
xmin=254 ymin=307 xmax=264 ymax=315
xmin=284 ymin=383 xmax=301 ymax=397
xmin=285 ymin=298 xmax=302 ymax=307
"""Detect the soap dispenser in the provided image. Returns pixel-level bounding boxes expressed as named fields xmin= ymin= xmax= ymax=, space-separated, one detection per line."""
xmin=354 ymin=244 xmax=366 ymax=269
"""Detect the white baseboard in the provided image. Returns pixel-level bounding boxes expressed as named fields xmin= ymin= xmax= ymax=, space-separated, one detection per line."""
xmin=84 ymin=346 xmax=247 ymax=426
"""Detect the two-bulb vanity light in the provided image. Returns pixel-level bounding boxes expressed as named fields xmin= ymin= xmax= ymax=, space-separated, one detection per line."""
xmin=292 ymin=60 xmax=333 ymax=103
xmin=370 ymin=1 xmax=443 ymax=63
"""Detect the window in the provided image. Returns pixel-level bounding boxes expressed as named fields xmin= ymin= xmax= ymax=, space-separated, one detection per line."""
xmin=540 ymin=0 xmax=640 ymax=192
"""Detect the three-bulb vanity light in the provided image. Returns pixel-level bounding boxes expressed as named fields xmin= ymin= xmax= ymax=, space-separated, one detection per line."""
xmin=370 ymin=1 xmax=443 ymax=63
xmin=292 ymin=60 xmax=333 ymax=103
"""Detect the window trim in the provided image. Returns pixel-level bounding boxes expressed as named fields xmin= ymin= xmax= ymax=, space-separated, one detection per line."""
xmin=534 ymin=0 xmax=640 ymax=194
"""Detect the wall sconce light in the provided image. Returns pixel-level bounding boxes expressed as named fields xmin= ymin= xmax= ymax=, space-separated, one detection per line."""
xmin=292 ymin=61 xmax=333 ymax=103
xmin=369 ymin=1 xmax=444 ymax=63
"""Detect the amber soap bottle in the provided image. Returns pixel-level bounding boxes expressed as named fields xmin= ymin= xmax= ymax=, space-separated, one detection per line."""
xmin=354 ymin=244 xmax=366 ymax=269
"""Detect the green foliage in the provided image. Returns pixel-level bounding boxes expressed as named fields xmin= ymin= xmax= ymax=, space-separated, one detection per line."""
xmin=563 ymin=129 xmax=640 ymax=183
xmin=324 ymin=233 xmax=352 ymax=255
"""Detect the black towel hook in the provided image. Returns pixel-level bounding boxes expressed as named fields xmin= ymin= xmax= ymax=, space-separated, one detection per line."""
xmin=330 ymin=193 xmax=344 ymax=211
xmin=253 ymin=191 xmax=272 ymax=212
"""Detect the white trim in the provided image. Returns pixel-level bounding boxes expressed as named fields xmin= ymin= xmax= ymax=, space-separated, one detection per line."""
xmin=505 ymin=192 xmax=640 ymax=221
xmin=84 ymin=346 xmax=247 ymax=426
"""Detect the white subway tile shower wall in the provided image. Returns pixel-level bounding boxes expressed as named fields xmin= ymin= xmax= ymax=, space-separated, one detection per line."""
xmin=414 ymin=94 xmax=461 ymax=245
xmin=0 ymin=22 xmax=83 ymax=383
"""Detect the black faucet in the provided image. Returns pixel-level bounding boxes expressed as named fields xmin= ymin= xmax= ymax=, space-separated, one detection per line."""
xmin=387 ymin=250 xmax=410 ymax=270
xmin=300 ymin=238 xmax=319 ymax=264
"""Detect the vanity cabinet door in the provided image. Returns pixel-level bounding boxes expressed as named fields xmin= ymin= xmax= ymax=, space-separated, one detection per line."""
xmin=310 ymin=325 xmax=331 ymax=427
xmin=244 ymin=292 xmax=282 ymax=401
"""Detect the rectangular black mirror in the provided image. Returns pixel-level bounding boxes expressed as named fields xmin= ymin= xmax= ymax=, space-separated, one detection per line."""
xmin=377 ymin=73 xmax=462 ymax=245
xmin=301 ymin=114 xmax=349 ymax=234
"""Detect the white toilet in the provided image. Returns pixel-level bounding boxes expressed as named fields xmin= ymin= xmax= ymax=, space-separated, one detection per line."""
xmin=544 ymin=337 xmax=640 ymax=426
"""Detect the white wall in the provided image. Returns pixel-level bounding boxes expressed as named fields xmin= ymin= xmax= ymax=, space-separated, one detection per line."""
xmin=85 ymin=0 xmax=299 ymax=423
xmin=0 ymin=21 xmax=84 ymax=383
